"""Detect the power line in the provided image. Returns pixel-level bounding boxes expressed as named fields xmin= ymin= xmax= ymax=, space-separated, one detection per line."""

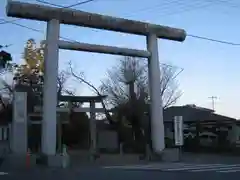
xmin=123 ymin=0 xmax=240 ymax=20
xmin=35 ymin=0 xmax=99 ymax=33
xmin=0 ymin=18 xmax=183 ymax=70
xmin=124 ymin=0 xmax=215 ymax=19
xmin=187 ymin=34 xmax=240 ymax=46
xmin=208 ymin=0 xmax=240 ymax=10
xmin=0 ymin=18 xmax=42 ymax=33
xmin=0 ymin=18 xmax=78 ymax=42
xmin=0 ymin=0 xmax=99 ymax=40
xmin=2 ymin=16 xmax=240 ymax=47
xmin=0 ymin=0 xmax=98 ymax=25
xmin=35 ymin=0 xmax=240 ymax=46
xmin=0 ymin=19 xmax=21 ymax=25
xmin=2 ymin=0 xmax=237 ymax=28
xmin=36 ymin=0 xmax=98 ymax=8
xmin=1 ymin=1 xmax=240 ymax=46
xmin=5 ymin=0 xmax=211 ymax=26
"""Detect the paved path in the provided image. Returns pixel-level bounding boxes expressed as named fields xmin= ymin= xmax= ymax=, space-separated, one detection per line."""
xmin=103 ymin=162 xmax=240 ymax=173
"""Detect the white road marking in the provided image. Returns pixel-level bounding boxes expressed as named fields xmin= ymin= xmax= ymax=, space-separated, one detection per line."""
xmin=190 ymin=165 xmax=240 ymax=172
xmin=103 ymin=163 xmax=185 ymax=169
xmin=103 ymin=163 xmax=240 ymax=173
xmin=0 ymin=172 xmax=8 ymax=175
xmin=166 ymin=164 xmax=240 ymax=171
xmin=164 ymin=164 xmax=224 ymax=171
xmin=219 ymin=168 xmax=240 ymax=173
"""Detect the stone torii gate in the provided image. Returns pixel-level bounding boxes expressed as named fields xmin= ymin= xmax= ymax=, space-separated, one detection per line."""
xmin=6 ymin=1 xmax=186 ymax=159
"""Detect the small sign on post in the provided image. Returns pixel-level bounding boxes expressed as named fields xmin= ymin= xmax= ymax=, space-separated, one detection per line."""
xmin=174 ymin=116 xmax=183 ymax=146
xmin=174 ymin=116 xmax=183 ymax=161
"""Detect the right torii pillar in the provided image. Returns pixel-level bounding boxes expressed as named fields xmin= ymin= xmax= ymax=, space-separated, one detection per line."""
xmin=147 ymin=34 xmax=165 ymax=153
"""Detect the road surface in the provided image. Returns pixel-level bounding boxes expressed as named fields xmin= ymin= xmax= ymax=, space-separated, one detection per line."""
xmin=1 ymin=162 xmax=240 ymax=180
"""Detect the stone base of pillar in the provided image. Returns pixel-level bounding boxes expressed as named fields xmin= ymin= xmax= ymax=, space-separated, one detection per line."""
xmin=36 ymin=154 xmax=67 ymax=168
xmin=160 ymin=148 xmax=180 ymax=162
xmin=145 ymin=148 xmax=180 ymax=162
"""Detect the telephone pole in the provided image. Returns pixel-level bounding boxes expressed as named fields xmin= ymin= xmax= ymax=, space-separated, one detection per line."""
xmin=208 ymin=96 xmax=217 ymax=111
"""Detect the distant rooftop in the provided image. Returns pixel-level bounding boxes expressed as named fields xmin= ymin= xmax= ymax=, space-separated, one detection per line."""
xmin=164 ymin=104 xmax=236 ymax=123
xmin=183 ymin=104 xmax=214 ymax=113
xmin=168 ymin=104 xmax=214 ymax=113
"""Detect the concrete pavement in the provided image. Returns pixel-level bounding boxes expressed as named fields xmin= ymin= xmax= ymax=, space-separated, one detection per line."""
xmin=181 ymin=152 xmax=240 ymax=164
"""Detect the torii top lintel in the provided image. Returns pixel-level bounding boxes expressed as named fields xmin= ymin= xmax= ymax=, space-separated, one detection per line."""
xmin=6 ymin=1 xmax=186 ymax=42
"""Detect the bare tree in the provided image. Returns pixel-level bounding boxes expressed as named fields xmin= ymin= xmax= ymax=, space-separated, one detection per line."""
xmin=98 ymin=57 xmax=183 ymax=153
xmin=100 ymin=57 xmax=183 ymax=109
xmin=57 ymin=70 xmax=74 ymax=97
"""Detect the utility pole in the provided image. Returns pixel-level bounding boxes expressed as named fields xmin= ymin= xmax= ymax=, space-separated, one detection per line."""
xmin=208 ymin=96 xmax=217 ymax=111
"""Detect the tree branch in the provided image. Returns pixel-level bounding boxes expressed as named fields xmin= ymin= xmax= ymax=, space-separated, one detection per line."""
xmin=68 ymin=61 xmax=114 ymax=124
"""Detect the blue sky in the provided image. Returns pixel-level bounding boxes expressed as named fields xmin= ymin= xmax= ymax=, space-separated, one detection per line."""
xmin=1 ymin=0 xmax=240 ymax=118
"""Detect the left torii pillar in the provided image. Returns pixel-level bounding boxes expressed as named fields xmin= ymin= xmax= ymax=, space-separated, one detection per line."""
xmin=41 ymin=19 xmax=60 ymax=165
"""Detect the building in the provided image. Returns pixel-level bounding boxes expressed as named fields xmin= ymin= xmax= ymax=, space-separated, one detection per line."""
xmin=163 ymin=104 xmax=240 ymax=150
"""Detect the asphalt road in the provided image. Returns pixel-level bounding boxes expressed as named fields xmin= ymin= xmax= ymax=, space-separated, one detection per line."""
xmin=0 ymin=167 xmax=240 ymax=180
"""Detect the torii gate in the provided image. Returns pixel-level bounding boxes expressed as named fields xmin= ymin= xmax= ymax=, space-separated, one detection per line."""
xmin=6 ymin=1 xmax=186 ymax=158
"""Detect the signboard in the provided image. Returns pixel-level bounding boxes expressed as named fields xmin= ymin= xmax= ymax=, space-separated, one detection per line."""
xmin=174 ymin=116 xmax=183 ymax=146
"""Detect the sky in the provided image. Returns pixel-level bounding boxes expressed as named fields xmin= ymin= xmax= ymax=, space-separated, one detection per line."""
xmin=1 ymin=0 xmax=240 ymax=118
